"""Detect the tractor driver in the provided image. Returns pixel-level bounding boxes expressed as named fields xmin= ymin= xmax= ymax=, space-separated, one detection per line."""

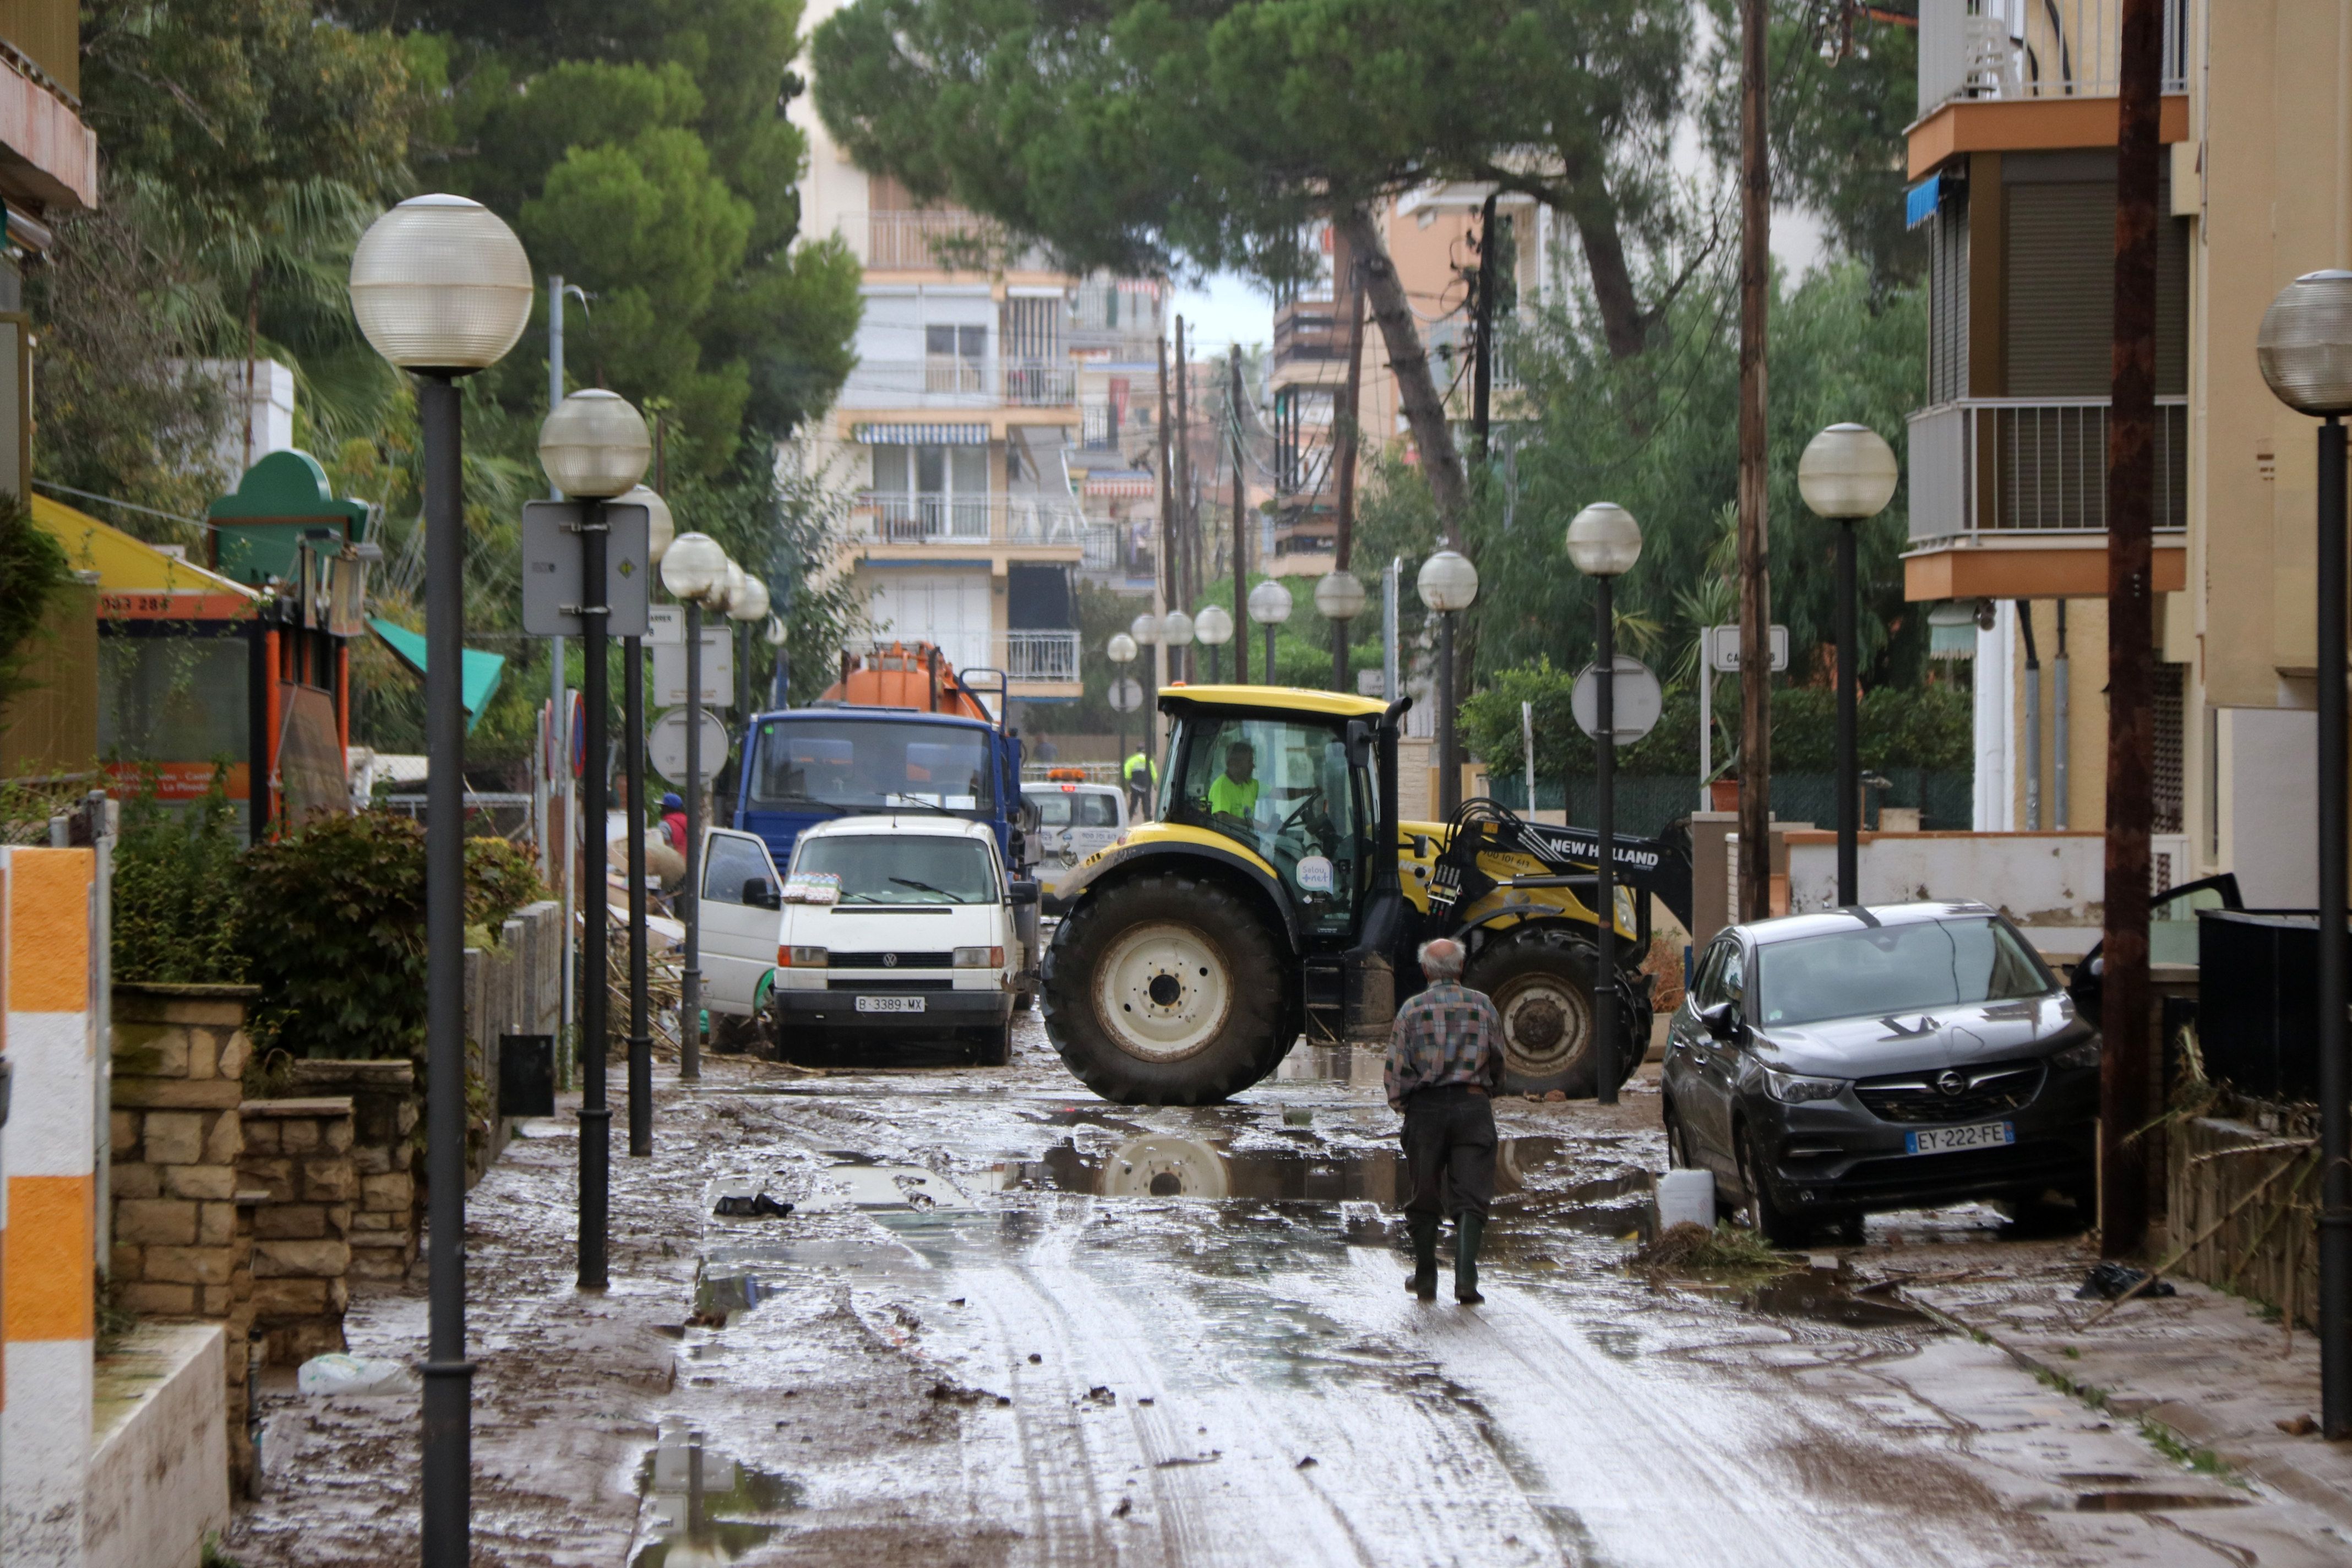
xmin=1206 ymin=740 xmax=1263 ymax=827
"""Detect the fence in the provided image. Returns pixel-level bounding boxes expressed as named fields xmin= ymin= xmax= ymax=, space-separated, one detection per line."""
xmin=1480 ymin=770 xmax=1976 ymax=840
xmin=1907 ymin=398 xmax=2188 ymax=542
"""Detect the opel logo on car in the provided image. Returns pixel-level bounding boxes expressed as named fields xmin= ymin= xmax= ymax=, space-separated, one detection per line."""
xmin=1935 ymin=1069 xmax=1967 ymax=1097
xmin=884 ymin=952 xmax=898 ymax=967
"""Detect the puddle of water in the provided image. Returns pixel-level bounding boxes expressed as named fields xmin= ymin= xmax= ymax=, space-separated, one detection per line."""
xmin=2072 ymin=1491 xmax=2250 ymax=1512
xmin=631 ymin=1424 xmax=801 ymax=1566
xmin=807 ymin=1163 xmax=978 ymax=1212
xmin=995 ymin=1133 xmax=1624 ymax=1207
xmin=1743 ymin=1270 xmax=1940 ymax=1331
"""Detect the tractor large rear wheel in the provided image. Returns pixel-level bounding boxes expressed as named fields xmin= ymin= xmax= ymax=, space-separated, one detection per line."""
xmin=1042 ymin=872 xmax=1287 ymax=1104
xmin=1464 ymin=925 xmax=1636 ymax=1098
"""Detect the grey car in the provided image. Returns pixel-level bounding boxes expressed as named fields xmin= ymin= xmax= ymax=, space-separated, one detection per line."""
xmin=1660 ymin=902 xmax=2099 ymax=1244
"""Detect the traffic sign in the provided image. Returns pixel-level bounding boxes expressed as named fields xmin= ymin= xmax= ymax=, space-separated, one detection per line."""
xmin=649 ymin=706 xmax=730 ymax=784
xmin=649 ymin=605 xmax=735 ymax=708
xmin=1705 ymin=623 xmax=1789 ymax=674
xmin=1108 ymin=678 xmax=1145 ymax=713
xmin=520 ymin=499 xmax=652 ymax=638
xmin=1571 ymin=656 xmax=1663 ymax=744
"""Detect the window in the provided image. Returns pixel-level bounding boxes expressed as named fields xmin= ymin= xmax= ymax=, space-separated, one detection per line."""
xmin=1174 ymin=714 xmax=1364 ymax=929
xmin=925 ymin=323 xmax=986 ymax=392
xmin=1027 ymin=790 xmax=1120 ymax=828
xmin=703 ymin=835 xmax=775 ymax=905
xmin=1752 ymin=918 xmax=2051 ymax=1028
xmin=867 ymin=445 xmax=991 ymax=540
xmin=792 ymin=834 xmax=1000 ymax=905
xmin=749 ymin=718 xmax=997 ymax=814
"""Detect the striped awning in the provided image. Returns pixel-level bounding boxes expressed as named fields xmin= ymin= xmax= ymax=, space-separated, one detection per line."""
xmin=853 ymin=422 xmax=990 ymax=445
xmin=1082 ymin=470 xmax=1156 ymax=498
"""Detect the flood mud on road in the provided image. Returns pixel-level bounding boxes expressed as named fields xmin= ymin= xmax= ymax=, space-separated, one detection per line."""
xmin=221 ymin=1016 xmax=2350 ymax=1567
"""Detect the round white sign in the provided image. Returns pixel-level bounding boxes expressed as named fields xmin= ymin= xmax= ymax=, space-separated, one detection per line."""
xmin=1570 ymin=656 xmax=1664 ymax=744
xmin=649 ymin=706 xmax=731 ymax=783
xmin=1108 ymin=678 xmax=1145 ymax=713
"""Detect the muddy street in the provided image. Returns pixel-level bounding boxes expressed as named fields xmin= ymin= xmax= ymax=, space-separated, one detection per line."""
xmin=223 ymin=1017 xmax=2349 ymax=1566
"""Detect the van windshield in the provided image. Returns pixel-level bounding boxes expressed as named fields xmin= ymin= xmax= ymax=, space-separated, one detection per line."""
xmin=793 ymin=835 xmax=1000 ymax=905
xmin=749 ymin=717 xmax=996 ymax=813
xmin=1027 ymin=789 xmax=1120 ymax=828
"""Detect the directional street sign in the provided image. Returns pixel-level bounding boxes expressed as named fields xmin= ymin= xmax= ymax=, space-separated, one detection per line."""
xmin=649 ymin=706 xmax=730 ymax=785
xmin=1571 ymin=656 xmax=1664 ymax=744
xmin=1705 ymin=623 xmax=1789 ymax=674
xmin=520 ymin=499 xmax=652 ymax=638
xmin=1107 ymin=678 xmax=1145 ymax=713
xmin=649 ymin=605 xmax=735 ymax=708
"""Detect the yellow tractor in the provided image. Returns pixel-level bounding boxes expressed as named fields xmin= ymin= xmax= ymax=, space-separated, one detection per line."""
xmin=1039 ymin=685 xmax=1692 ymax=1104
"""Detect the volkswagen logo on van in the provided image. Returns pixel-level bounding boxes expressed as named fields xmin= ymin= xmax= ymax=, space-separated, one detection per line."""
xmin=884 ymin=952 xmax=899 ymax=967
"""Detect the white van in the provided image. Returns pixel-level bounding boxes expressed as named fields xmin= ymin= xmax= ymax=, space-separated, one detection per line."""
xmin=699 ymin=816 xmax=1032 ymax=1065
xmin=1020 ymin=778 xmax=1128 ymax=907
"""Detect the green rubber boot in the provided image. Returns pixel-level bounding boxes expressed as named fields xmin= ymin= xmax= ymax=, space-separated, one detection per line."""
xmin=1406 ymin=1215 xmax=1439 ymax=1299
xmin=1454 ymin=1211 xmax=1485 ymax=1304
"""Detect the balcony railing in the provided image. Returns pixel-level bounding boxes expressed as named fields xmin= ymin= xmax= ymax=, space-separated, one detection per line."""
xmin=1906 ymin=396 xmax=2187 ymax=543
xmin=1276 ymin=299 xmax=1342 ymax=364
xmin=835 ymin=210 xmax=1058 ymax=273
xmin=840 ymin=358 xmax=1077 ymax=409
xmin=1919 ymin=0 xmax=2187 ymax=115
xmin=851 ymin=630 xmax=1080 ymax=685
xmin=850 ymin=491 xmax=1090 ymax=546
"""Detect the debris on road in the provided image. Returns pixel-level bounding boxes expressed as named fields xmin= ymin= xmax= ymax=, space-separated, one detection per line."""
xmin=713 ymin=1190 xmax=794 ymax=1218
xmin=2076 ymin=1260 xmax=2177 ymax=1300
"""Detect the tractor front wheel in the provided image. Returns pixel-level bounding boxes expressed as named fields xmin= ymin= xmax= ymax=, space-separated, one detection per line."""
xmin=1041 ymin=872 xmax=1287 ymax=1104
xmin=1463 ymin=926 xmax=1636 ymax=1098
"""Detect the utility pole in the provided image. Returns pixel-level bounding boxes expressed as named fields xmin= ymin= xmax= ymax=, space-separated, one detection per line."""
xmin=2099 ymin=0 xmax=2163 ymax=1257
xmin=1231 ymin=352 xmax=1250 ymax=684
xmin=1735 ymin=0 xmax=1774 ymax=923
xmin=1472 ymin=193 xmax=1496 ymax=462
xmin=1158 ymin=333 xmax=1178 ymax=649
xmin=547 ymin=276 xmax=573 ymax=1080
xmin=1333 ymin=266 xmax=1367 ymax=693
xmin=1175 ymin=316 xmax=1196 ymax=679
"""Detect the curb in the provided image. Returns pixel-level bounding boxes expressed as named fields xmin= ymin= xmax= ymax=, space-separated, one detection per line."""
xmin=1897 ymin=1289 xmax=2352 ymax=1532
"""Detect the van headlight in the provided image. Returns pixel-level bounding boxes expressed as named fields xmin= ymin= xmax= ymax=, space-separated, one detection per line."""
xmin=1761 ymin=1065 xmax=1849 ymax=1104
xmin=779 ymin=945 xmax=827 ymax=968
xmin=954 ymin=945 xmax=1004 ymax=968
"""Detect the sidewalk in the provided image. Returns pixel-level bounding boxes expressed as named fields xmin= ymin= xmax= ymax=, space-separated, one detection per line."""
xmin=1865 ymin=1236 xmax=2352 ymax=1528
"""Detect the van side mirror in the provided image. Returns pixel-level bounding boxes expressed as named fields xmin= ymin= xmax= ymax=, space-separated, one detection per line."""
xmin=742 ymin=877 xmax=782 ymax=910
xmin=1696 ymin=999 xmax=1742 ymax=1042
xmin=1009 ymin=879 xmax=1041 ymax=906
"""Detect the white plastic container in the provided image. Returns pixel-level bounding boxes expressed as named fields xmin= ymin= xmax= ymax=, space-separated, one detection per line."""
xmin=1654 ymin=1169 xmax=1716 ymax=1233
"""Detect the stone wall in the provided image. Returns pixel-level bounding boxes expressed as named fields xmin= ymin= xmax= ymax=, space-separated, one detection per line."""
xmin=464 ymin=897 xmax=564 ymax=1180
xmin=284 ymin=1060 xmax=416 ymax=1287
xmin=237 ymin=1097 xmax=356 ymax=1365
xmin=108 ymin=982 xmax=260 ymax=1493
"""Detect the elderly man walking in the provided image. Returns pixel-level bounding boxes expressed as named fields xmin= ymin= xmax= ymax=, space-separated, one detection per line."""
xmin=1386 ymin=937 xmax=1504 ymax=1303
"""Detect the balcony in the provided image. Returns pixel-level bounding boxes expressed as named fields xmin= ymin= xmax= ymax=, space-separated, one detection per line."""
xmin=1919 ymin=0 xmax=2186 ymax=113
xmin=841 ymin=357 xmax=1077 ymax=411
xmin=851 ymin=630 xmax=1080 ymax=689
xmin=850 ymin=491 xmax=1090 ymax=548
xmin=1275 ymin=299 xmax=1342 ymax=364
xmin=835 ymin=210 xmax=1057 ymax=274
xmin=1903 ymin=396 xmax=2189 ymax=600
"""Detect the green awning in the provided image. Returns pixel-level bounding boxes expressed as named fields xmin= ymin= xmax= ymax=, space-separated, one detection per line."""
xmin=368 ymin=618 xmax=508 ymax=733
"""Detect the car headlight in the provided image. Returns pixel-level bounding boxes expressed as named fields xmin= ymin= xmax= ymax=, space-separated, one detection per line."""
xmin=1761 ymin=1065 xmax=1849 ymax=1104
xmin=2051 ymin=1037 xmax=2102 ymax=1070
xmin=778 ymin=945 xmax=827 ymax=968
xmin=953 ymin=945 xmax=1004 ymax=968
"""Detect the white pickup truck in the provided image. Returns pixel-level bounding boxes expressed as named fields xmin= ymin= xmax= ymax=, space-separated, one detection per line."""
xmin=698 ymin=815 xmax=1034 ymax=1065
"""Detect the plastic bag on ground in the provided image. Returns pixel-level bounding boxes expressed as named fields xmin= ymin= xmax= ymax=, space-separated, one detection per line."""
xmin=297 ymin=1353 xmax=418 ymax=1397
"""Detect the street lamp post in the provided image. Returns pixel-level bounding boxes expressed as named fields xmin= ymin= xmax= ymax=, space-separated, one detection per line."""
xmin=1316 ymin=569 xmax=1367 ymax=693
xmin=662 ymin=531 xmax=733 ymax=1081
xmin=1108 ymin=631 xmax=1137 ymax=769
xmin=348 ymin=193 xmax=533 ymax=1568
xmin=1248 ymin=579 xmax=1293 ymax=687
xmin=2257 ymin=269 xmax=2352 ymax=1439
xmin=538 ymin=390 xmax=654 ymax=1290
xmin=1796 ymin=423 xmax=1901 ymax=907
xmin=1417 ymin=551 xmax=1479 ymax=818
xmin=1193 ymin=604 xmax=1233 ymax=684
xmin=620 ymin=486 xmax=672 ymax=1158
xmin=1566 ymin=504 xmax=1643 ymax=1108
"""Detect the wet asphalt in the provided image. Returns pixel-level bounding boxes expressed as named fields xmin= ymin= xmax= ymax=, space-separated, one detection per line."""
xmin=224 ymin=1011 xmax=2352 ymax=1567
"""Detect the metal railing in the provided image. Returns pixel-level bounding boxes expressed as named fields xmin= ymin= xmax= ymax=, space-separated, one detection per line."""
xmin=836 ymin=210 xmax=1058 ymax=273
xmin=1919 ymin=0 xmax=2187 ymax=114
xmin=839 ymin=357 xmax=1077 ymax=408
xmin=1906 ymin=396 xmax=2188 ymax=542
xmin=1001 ymin=630 xmax=1080 ymax=684
xmin=1276 ymin=299 xmax=1343 ymax=364
xmin=850 ymin=631 xmax=1081 ymax=685
xmin=850 ymin=491 xmax=1091 ymax=546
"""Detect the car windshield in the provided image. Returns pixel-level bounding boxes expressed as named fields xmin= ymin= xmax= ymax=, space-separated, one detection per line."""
xmin=792 ymin=835 xmax=999 ymax=905
xmin=1027 ymin=789 xmax=1119 ymax=828
xmin=1752 ymin=917 xmax=2052 ymax=1027
xmin=749 ymin=717 xmax=996 ymax=813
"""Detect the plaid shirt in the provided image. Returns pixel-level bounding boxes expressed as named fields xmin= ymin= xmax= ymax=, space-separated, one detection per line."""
xmin=1385 ymin=981 xmax=1505 ymax=1111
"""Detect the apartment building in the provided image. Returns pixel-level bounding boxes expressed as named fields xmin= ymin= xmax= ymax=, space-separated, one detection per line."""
xmin=1902 ymin=0 xmax=2345 ymax=903
xmin=791 ymin=2 xmax=1168 ymax=704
